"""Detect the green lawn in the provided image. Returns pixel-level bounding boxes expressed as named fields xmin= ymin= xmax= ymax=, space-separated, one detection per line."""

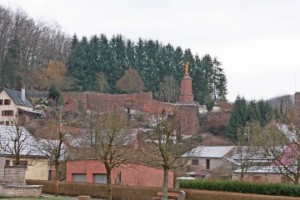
xmin=0 ymin=197 xmax=75 ymax=200
xmin=0 ymin=195 xmax=102 ymax=200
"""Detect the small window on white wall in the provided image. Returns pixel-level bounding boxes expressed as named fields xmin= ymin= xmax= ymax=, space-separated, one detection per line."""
xmin=191 ymin=159 xmax=199 ymax=165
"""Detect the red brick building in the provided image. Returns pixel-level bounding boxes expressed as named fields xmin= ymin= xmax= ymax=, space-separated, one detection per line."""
xmin=66 ymin=160 xmax=174 ymax=188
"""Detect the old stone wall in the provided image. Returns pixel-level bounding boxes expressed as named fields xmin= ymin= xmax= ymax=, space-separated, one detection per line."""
xmin=63 ymin=92 xmax=201 ymax=135
xmin=4 ymin=166 xmax=26 ymax=186
xmin=64 ymin=92 xmax=153 ymax=112
xmin=177 ymin=104 xmax=201 ymax=135
xmin=143 ymin=101 xmax=201 ymax=135
xmin=0 ymin=185 xmax=42 ymax=197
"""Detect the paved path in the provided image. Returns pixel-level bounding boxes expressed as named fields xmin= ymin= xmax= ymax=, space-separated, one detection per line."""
xmin=42 ymin=193 xmax=105 ymax=200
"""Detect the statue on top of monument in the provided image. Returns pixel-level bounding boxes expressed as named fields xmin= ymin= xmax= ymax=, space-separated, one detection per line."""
xmin=185 ymin=62 xmax=189 ymax=76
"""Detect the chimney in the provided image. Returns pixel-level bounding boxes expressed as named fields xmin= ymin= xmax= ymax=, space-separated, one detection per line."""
xmin=21 ymin=88 xmax=25 ymax=103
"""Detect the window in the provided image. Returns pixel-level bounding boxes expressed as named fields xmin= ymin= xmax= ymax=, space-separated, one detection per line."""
xmin=4 ymin=99 xmax=10 ymax=105
xmin=192 ymin=159 xmax=199 ymax=165
xmin=0 ymin=99 xmax=3 ymax=105
xmin=2 ymin=110 xmax=14 ymax=116
xmin=73 ymin=173 xmax=87 ymax=183
xmin=206 ymin=159 xmax=210 ymax=170
xmin=94 ymin=174 xmax=107 ymax=184
xmin=5 ymin=121 xmax=9 ymax=125
xmin=5 ymin=160 xmax=10 ymax=166
xmin=0 ymin=121 xmax=3 ymax=125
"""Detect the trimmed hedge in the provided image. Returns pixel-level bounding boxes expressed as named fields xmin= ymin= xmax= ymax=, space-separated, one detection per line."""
xmin=180 ymin=180 xmax=300 ymax=197
xmin=26 ymin=179 xmax=161 ymax=200
xmin=27 ymin=180 xmax=300 ymax=200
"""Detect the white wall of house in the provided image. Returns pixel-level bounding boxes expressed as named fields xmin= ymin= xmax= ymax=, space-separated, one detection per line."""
xmin=186 ymin=157 xmax=233 ymax=171
xmin=0 ymin=90 xmax=18 ymax=125
xmin=0 ymin=90 xmax=33 ymax=125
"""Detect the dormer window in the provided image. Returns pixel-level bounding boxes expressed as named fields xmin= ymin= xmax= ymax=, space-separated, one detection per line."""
xmin=4 ymin=99 xmax=10 ymax=105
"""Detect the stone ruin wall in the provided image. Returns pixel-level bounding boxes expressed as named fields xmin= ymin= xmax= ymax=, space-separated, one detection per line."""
xmin=64 ymin=92 xmax=153 ymax=112
xmin=64 ymin=92 xmax=201 ymax=135
xmin=143 ymin=100 xmax=201 ymax=135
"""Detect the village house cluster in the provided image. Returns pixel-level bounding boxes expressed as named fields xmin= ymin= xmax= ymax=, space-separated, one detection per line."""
xmin=0 ymin=65 xmax=300 ymax=189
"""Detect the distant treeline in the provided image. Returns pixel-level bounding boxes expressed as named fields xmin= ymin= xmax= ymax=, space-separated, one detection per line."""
xmin=68 ymin=34 xmax=227 ymax=105
xmin=0 ymin=5 xmax=227 ymax=106
xmin=0 ymin=5 xmax=70 ymax=89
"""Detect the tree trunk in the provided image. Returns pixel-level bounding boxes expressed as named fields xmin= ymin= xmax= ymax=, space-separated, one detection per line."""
xmin=106 ymin=170 xmax=112 ymax=200
xmin=162 ymin=167 xmax=169 ymax=200
xmin=54 ymin=163 xmax=59 ymax=197
xmin=295 ymin=176 xmax=299 ymax=185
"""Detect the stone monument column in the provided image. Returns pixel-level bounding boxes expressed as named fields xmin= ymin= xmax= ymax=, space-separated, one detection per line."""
xmin=179 ymin=63 xmax=194 ymax=104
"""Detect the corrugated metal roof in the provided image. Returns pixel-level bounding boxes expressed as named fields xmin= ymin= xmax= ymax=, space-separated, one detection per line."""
xmin=3 ymin=88 xmax=33 ymax=108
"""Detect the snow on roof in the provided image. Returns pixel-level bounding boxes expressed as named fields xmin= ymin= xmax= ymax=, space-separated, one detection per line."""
xmin=233 ymin=166 xmax=281 ymax=174
xmin=0 ymin=125 xmax=44 ymax=157
xmin=182 ymin=146 xmax=235 ymax=158
xmin=277 ymin=124 xmax=299 ymax=142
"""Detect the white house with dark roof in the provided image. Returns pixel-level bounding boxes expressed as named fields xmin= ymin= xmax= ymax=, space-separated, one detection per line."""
xmin=0 ymin=88 xmax=43 ymax=125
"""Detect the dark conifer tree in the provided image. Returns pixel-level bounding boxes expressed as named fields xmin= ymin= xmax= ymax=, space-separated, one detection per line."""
xmin=226 ymin=96 xmax=248 ymax=140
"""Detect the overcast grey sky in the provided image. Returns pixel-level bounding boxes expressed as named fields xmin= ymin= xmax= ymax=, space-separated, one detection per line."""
xmin=1 ymin=0 xmax=300 ymax=102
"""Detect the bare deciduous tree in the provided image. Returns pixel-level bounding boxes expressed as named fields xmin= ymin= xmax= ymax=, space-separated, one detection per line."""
xmin=253 ymin=119 xmax=300 ymax=184
xmin=142 ymin=110 xmax=200 ymax=200
xmin=89 ymin=105 xmax=133 ymax=200
xmin=0 ymin=117 xmax=38 ymax=166
xmin=37 ymin=95 xmax=68 ymax=196
xmin=157 ymin=74 xmax=179 ymax=103
xmin=115 ymin=67 xmax=145 ymax=93
xmin=234 ymin=122 xmax=261 ymax=180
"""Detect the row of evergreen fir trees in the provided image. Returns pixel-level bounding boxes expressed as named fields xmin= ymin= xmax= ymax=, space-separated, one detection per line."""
xmin=226 ymin=96 xmax=274 ymax=140
xmin=67 ymin=34 xmax=227 ymax=106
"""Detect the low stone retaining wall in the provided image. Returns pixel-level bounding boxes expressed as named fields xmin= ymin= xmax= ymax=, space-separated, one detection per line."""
xmin=0 ymin=184 xmax=43 ymax=198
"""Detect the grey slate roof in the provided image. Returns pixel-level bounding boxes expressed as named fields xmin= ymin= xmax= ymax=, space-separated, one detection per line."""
xmin=3 ymin=88 xmax=33 ymax=108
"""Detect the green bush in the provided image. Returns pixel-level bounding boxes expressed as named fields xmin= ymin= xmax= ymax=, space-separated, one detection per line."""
xmin=180 ymin=180 xmax=300 ymax=197
xmin=27 ymin=179 xmax=300 ymax=200
xmin=26 ymin=180 xmax=159 ymax=200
